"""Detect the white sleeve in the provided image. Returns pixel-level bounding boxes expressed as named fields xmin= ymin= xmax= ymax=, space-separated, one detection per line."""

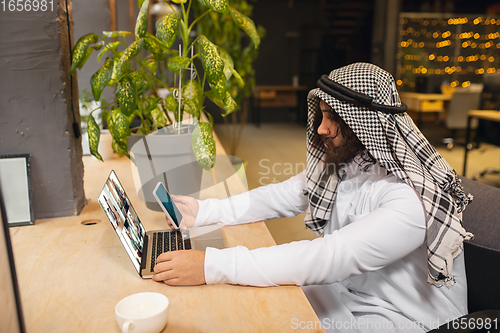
xmin=194 ymin=172 xmax=309 ymax=227
xmin=204 ymin=182 xmax=426 ymax=286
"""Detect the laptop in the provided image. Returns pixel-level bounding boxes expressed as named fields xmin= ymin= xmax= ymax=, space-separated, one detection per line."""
xmin=98 ymin=170 xmax=225 ymax=278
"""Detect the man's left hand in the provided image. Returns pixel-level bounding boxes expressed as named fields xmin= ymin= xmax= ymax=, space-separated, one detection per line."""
xmin=152 ymin=250 xmax=206 ymax=286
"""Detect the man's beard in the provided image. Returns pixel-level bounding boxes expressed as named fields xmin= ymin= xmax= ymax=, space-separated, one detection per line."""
xmin=322 ymin=135 xmax=364 ymax=175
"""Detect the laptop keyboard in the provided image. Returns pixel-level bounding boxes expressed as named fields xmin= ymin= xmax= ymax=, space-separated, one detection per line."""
xmin=150 ymin=230 xmax=185 ymax=272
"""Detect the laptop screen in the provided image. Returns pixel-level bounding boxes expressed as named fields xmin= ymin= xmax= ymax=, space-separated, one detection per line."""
xmin=98 ymin=171 xmax=145 ymax=273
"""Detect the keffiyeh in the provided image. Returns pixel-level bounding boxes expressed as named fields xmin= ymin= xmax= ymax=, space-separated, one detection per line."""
xmin=304 ymin=62 xmax=473 ymax=287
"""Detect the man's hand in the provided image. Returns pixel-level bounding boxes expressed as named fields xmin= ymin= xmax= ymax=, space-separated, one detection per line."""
xmin=152 ymin=250 xmax=206 ymax=286
xmin=166 ymin=195 xmax=199 ymax=230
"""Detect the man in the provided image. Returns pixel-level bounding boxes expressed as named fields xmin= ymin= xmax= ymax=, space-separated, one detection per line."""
xmin=152 ymin=63 xmax=472 ymax=332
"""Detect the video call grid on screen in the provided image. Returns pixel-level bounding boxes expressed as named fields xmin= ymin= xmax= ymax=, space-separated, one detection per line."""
xmin=98 ymin=171 xmax=145 ymax=272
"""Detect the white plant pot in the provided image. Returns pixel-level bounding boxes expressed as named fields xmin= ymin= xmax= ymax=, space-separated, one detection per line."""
xmin=128 ymin=125 xmax=203 ymax=211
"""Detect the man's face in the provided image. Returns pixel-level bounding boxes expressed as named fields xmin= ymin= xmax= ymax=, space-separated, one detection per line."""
xmin=317 ymin=100 xmax=365 ymax=174
xmin=318 ymin=100 xmax=345 ymax=149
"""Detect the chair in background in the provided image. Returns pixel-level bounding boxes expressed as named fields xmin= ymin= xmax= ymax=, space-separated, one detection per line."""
xmin=430 ymin=176 xmax=500 ymax=332
xmin=443 ymin=84 xmax=483 ymax=150
xmin=481 ymin=73 xmax=500 ymax=110
xmin=471 ymin=73 xmax=500 ymax=180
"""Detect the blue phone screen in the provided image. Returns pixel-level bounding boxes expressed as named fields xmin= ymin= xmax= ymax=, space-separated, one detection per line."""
xmin=155 ymin=184 xmax=183 ymax=227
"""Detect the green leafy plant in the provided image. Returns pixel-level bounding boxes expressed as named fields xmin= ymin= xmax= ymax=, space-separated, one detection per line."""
xmin=193 ymin=0 xmax=265 ymax=155
xmin=71 ymin=0 xmax=260 ymax=170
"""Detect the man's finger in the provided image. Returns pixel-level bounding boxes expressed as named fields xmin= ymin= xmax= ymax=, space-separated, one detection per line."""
xmin=165 ymin=216 xmax=174 ymax=229
xmin=153 ymin=261 xmax=173 ymax=274
xmin=163 ymin=277 xmax=183 ymax=286
xmin=152 ymin=270 xmax=177 ymax=282
xmin=156 ymin=251 xmax=175 ymax=263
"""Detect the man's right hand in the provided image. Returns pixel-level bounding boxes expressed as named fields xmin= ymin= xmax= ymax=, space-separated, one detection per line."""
xmin=166 ymin=195 xmax=199 ymax=230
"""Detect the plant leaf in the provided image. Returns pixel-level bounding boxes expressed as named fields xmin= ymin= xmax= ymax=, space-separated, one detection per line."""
xmin=138 ymin=0 xmax=146 ymax=9
xmin=156 ymin=12 xmax=180 ymax=49
xmin=197 ymin=35 xmax=224 ymax=84
xmin=112 ymin=138 xmax=129 ymax=157
xmin=182 ymin=98 xmax=198 ymax=117
xmin=90 ymin=57 xmax=114 ymax=101
xmin=145 ymin=32 xmax=176 ymax=52
xmin=112 ymin=38 xmax=144 ymax=81
xmin=182 ymin=79 xmax=203 ymax=111
xmin=116 ymin=76 xmax=137 ymax=117
xmin=165 ymin=94 xmax=179 ymax=112
xmin=103 ymin=31 xmax=132 ymax=38
xmin=97 ymin=41 xmax=122 ymax=63
xmin=171 ymin=0 xmax=187 ymax=3
xmin=145 ymin=58 xmax=158 ymax=74
xmin=219 ymin=49 xmax=244 ymax=88
xmin=143 ymin=36 xmax=163 ymax=57
xmin=227 ymin=65 xmax=244 ymax=88
xmin=151 ymin=107 xmax=168 ymax=128
xmin=209 ymin=76 xmax=227 ymax=100
xmin=192 ymin=122 xmax=216 ymax=170
xmin=71 ymin=33 xmax=98 ymax=73
xmin=128 ymin=71 xmax=146 ymax=91
xmin=229 ymin=7 xmax=260 ymax=48
xmin=136 ymin=118 xmax=151 ymax=135
xmin=222 ymin=91 xmax=237 ymax=116
xmin=204 ymin=110 xmax=214 ymax=128
xmin=109 ymin=109 xmax=132 ymax=139
xmin=146 ymin=96 xmax=161 ymax=111
xmin=173 ymin=107 xmax=183 ymax=123
xmin=206 ymin=90 xmax=224 ymax=109
xmin=219 ymin=48 xmax=233 ymax=81
xmin=90 ymin=41 xmax=105 ymax=51
xmin=77 ymin=48 xmax=94 ymax=70
xmin=167 ymin=56 xmax=191 ymax=72
xmin=135 ymin=0 xmax=149 ymax=39
xmin=87 ymin=113 xmax=103 ymax=161
xmin=197 ymin=0 xmax=229 ymax=14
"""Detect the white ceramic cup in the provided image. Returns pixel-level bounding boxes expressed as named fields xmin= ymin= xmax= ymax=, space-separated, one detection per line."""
xmin=115 ymin=292 xmax=169 ymax=333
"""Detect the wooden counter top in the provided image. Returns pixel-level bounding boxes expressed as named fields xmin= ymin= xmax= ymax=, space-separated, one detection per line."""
xmin=10 ymin=139 xmax=323 ymax=332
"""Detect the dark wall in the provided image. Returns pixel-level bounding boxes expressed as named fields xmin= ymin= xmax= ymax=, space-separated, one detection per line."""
xmin=73 ymin=0 xmax=112 ymax=102
xmin=252 ymin=0 xmax=327 ymax=88
xmin=252 ymin=0 xmax=375 ymax=88
xmin=73 ymin=0 xmax=138 ymax=104
xmin=0 ymin=0 xmax=85 ymax=218
xmin=246 ymin=0 xmax=374 ymax=123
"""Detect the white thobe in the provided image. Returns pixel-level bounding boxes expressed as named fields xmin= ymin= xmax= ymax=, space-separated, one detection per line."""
xmin=194 ymin=161 xmax=467 ymax=332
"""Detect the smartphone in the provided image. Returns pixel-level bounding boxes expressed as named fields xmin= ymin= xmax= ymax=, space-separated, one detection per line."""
xmin=153 ymin=182 xmax=183 ymax=230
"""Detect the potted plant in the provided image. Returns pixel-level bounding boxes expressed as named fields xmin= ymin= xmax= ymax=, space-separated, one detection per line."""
xmin=71 ymin=0 xmax=261 ymax=172
xmin=193 ymin=0 xmax=265 ymax=156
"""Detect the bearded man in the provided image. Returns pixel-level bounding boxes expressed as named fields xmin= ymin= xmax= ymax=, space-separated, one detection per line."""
xmin=152 ymin=63 xmax=472 ymax=332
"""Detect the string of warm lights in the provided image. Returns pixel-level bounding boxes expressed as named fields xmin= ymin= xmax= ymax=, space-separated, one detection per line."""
xmin=397 ymin=15 xmax=500 ymax=89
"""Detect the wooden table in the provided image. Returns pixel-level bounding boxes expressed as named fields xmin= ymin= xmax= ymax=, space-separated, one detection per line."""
xmin=252 ymin=85 xmax=308 ymax=127
xmin=9 ymin=143 xmax=323 ymax=332
xmin=399 ymin=92 xmax=452 ymax=128
xmin=463 ymin=110 xmax=500 ymax=176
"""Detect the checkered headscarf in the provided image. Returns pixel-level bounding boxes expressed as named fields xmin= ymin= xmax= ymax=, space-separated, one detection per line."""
xmin=305 ymin=62 xmax=473 ymax=287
